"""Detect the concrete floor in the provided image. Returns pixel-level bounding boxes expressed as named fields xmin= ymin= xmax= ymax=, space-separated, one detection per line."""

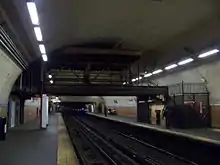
xmin=0 ymin=114 xmax=58 ymax=165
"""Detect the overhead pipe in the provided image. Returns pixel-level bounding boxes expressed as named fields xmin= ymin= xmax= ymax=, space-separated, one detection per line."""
xmin=0 ymin=25 xmax=27 ymax=69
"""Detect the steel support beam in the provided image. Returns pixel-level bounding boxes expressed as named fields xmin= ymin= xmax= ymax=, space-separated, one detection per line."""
xmin=45 ymin=85 xmax=168 ymax=96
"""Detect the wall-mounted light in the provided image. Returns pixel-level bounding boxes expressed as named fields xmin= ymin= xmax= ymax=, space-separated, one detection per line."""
xmin=123 ymin=82 xmax=126 ymax=85
xmin=165 ymin=64 xmax=178 ymax=70
xmin=42 ymin=54 xmax=48 ymax=62
xmin=152 ymin=69 xmax=163 ymax=75
xmin=144 ymin=73 xmax=152 ymax=77
xmin=50 ymin=80 xmax=54 ymax=84
xmin=48 ymin=74 xmax=52 ymax=79
xmin=34 ymin=27 xmax=43 ymax=41
xmin=26 ymin=2 xmax=39 ymax=25
xmin=198 ymin=49 xmax=219 ymax=58
xmin=178 ymin=58 xmax=194 ymax=65
xmin=39 ymin=44 xmax=46 ymax=54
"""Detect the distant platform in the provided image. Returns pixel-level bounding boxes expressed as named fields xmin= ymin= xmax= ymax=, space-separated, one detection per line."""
xmin=87 ymin=112 xmax=220 ymax=145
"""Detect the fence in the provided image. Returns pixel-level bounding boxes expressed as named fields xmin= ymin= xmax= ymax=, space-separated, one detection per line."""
xmin=168 ymin=82 xmax=210 ymax=127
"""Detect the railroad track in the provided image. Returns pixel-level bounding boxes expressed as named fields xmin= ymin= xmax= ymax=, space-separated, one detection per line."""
xmin=64 ymin=115 xmax=197 ymax=165
xmin=64 ymin=115 xmax=139 ymax=165
xmin=75 ymin=116 xmax=197 ymax=165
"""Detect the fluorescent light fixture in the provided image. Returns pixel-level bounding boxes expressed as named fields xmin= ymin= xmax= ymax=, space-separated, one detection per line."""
xmin=152 ymin=69 xmax=163 ymax=75
xmin=198 ymin=49 xmax=219 ymax=58
xmin=34 ymin=27 xmax=43 ymax=41
xmin=165 ymin=64 xmax=178 ymax=70
xmin=178 ymin=58 xmax=194 ymax=65
xmin=39 ymin=44 xmax=46 ymax=54
xmin=26 ymin=2 xmax=39 ymax=25
xmin=48 ymin=74 xmax=52 ymax=79
xmin=42 ymin=54 xmax=48 ymax=61
xmin=144 ymin=73 xmax=152 ymax=77
xmin=50 ymin=80 xmax=54 ymax=84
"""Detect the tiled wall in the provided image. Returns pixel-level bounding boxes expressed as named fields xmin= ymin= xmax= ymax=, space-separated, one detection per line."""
xmin=24 ymin=106 xmax=38 ymax=123
xmin=211 ymin=105 xmax=220 ymax=128
xmin=24 ymin=98 xmax=40 ymax=123
xmin=114 ymin=107 xmax=137 ymax=117
xmin=0 ymin=106 xmax=7 ymax=117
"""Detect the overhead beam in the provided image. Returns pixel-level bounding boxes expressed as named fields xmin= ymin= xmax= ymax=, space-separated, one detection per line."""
xmin=63 ymin=47 xmax=142 ymax=56
xmin=45 ymin=85 xmax=168 ymax=96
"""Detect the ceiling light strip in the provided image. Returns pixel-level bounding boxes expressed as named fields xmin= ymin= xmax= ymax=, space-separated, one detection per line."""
xmin=42 ymin=54 xmax=48 ymax=62
xmin=165 ymin=64 xmax=178 ymax=70
xmin=152 ymin=69 xmax=163 ymax=75
xmin=144 ymin=73 xmax=152 ymax=77
xmin=34 ymin=27 xmax=43 ymax=41
xmin=39 ymin=44 xmax=46 ymax=54
xmin=178 ymin=58 xmax=194 ymax=66
xmin=26 ymin=2 xmax=39 ymax=25
xmin=198 ymin=49 xmax=219 ymax=58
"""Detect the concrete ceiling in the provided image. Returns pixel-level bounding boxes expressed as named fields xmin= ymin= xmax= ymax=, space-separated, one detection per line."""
xmin=36 ymin=0 xmax=219 ymax=51
xmin=2 ymin=0 xmax=220 ymax=71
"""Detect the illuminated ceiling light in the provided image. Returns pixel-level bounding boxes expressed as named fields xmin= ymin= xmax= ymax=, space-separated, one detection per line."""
xmin=139 ymin=77 xmax=143 ymax=80
xmin=123 ymin=82 xmax=126 ymax=85
xmin=26 ymin=2 xmax=39 ymax=25
xmin=34 ymin=27 xmax=43 ymax=41
xmin=42 ymin=54 xmax=48 ymax=62
xmin=48 ymin=74 xmax=52 ymax=79
xmin=55 ymin=97 xmax=59 ymax=100
xmin=198 ymin=49 xmax=219 ymax=58
xmin=132 ymin=78 xmax=137 ymax=82
xmin=152 ymin=69 xmax=163 ymax=75
xmin=50 ymin=80 xmax=54 ymax=84
xmin=144 ymin=73 xmax=152 ymax=77
xmin=165 ymin=64 xmax=178 ymax=70
xmin=178 ymin=58 xmax=194 ymax=65
xmin=39 ymin=44 xmax=46 ymax=54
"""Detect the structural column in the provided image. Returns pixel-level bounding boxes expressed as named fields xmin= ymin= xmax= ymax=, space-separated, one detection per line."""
xmin=137 ymin=96 xmax=151 ymax=123
xmin=19 ymin=97 xmax=25 ymax=124
xmin=41 ymin=94 xmax=49 ymax=128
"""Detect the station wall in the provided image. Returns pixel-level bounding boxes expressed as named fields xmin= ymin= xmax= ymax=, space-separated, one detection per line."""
xmin=24 ymin=98 xmax=40 ymax=123
xmin=103 ymin=96 xmax=137 ymax=117
xmin=59 ymin=96 xmax=138 ymax=116
xmin=148 ymin=59 xmax=220 ymax=127
xmin=0 ymin=48 xmax=22 ymax=117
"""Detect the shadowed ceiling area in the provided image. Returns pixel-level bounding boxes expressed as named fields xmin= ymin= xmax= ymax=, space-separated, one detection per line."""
xmin=1 ymin=0 xmax=220 ymax=85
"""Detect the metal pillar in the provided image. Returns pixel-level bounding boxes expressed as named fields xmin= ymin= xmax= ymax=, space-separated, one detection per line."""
xmin=19 ymin=97 xmax=25 ymax=124
xmin=137 ymin=61 xmax=140 ymax=85
xmin=40 ymin=61 xmax=45 ymax=128
xmin=129 ymin=65 xmax=132 ymax=84
xmin=137 ymin=96 xmax=150 ymax=123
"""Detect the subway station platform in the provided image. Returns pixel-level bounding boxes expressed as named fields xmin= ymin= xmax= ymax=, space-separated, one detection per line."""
xmin=0 ymin=114 xmax=78 ymax=165
xmin=88 ymin=113 xmax=220 ymax=145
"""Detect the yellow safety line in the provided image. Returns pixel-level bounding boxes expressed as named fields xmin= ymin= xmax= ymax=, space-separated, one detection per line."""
xmin=57 ymin=114 xmax=78 ymax=165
